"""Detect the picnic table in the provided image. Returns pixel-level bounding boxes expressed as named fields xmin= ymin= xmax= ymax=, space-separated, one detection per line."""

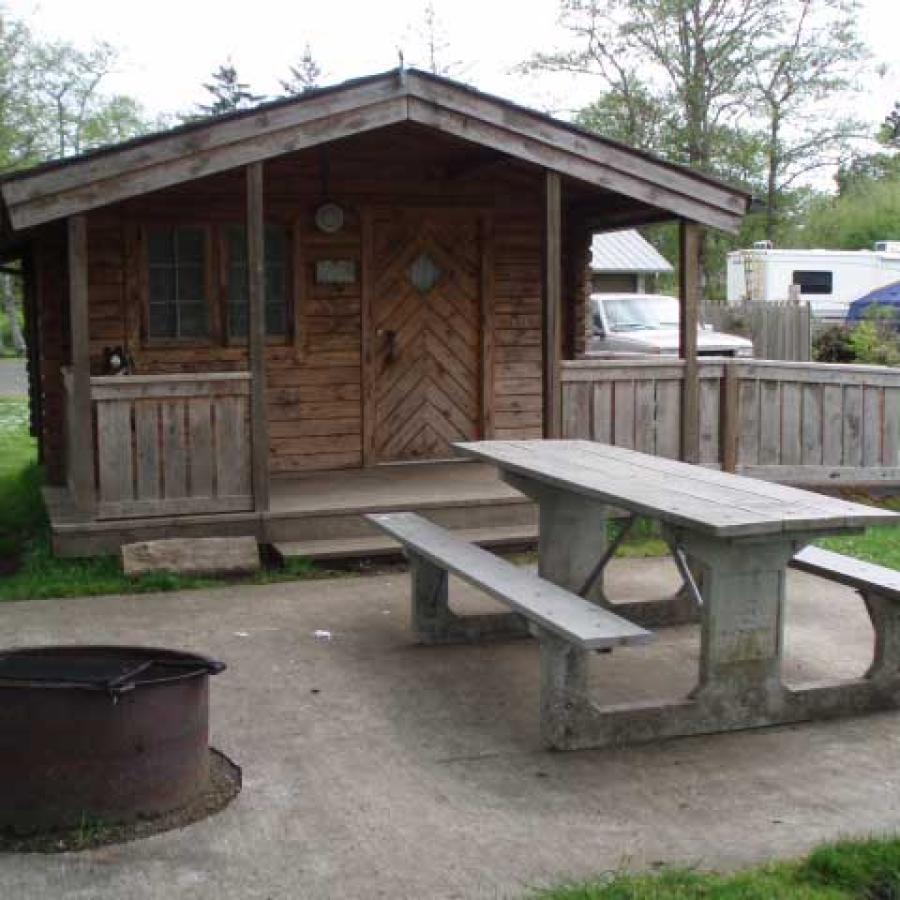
xmin=449 ymin=439 xmax=900 ymax=748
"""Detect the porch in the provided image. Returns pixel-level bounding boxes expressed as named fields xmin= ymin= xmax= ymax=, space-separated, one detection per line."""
xmin=44 ymin=408 xmax=537 ymax=560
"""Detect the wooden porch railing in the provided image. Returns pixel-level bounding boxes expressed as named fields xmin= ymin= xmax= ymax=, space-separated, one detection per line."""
xmin=561 ymin=358 xmax=900 ymax=485
xmin=67 ymin=371 xmax=254 ymax=520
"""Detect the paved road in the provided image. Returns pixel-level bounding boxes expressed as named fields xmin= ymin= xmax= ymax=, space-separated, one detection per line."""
xmin=0 ymin=358 xmax=26 ymax=397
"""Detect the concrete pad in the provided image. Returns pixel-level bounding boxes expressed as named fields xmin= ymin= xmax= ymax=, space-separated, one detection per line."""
xmin=0 ymin=558 xmax=898 ymax=900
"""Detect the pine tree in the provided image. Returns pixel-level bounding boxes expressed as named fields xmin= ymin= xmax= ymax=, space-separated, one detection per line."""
xmin=197 ymin=61 xmax=264 ymax=116
xmin=280 ymin=44 xmax=322 ymax=96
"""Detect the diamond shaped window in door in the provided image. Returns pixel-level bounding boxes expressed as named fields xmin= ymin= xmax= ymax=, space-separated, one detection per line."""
xmin=408 ymin=252 xmax=442 ymax=294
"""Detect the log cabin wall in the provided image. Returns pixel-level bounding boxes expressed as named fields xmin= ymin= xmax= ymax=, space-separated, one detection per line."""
xmin=32 ymin=124 xmax=592 ymax=481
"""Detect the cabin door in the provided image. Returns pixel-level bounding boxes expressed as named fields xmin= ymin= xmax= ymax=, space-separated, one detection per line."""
xmin=366 ymin=209 xmax=481 ymax=464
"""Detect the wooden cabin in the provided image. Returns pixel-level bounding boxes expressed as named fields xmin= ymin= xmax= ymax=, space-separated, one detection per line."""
xmin=0 ymin=69 xmax=749 ymax=557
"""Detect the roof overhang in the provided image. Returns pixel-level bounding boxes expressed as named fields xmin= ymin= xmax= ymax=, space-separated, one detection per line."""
xmin=0 ymin=69 xmax=750 ymax=235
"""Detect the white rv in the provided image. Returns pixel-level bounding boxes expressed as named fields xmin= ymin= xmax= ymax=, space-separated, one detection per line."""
xmin=726 ymin=241 xmax=900 ymax=320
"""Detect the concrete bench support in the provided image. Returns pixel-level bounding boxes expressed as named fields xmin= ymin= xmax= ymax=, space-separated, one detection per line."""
xmin=409 ymin=553 xmax=529 ymax=645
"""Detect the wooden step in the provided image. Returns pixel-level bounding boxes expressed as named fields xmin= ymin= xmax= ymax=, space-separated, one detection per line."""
xmin=273 ymin=523 xmax=538 ymax=562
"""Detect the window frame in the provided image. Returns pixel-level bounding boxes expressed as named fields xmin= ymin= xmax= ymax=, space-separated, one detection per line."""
xmin=138 ymin=219 xmax=302 ymax=351
xmin=791 ymin=270 xmax=834 ymax=296
xmin=141 ymin=223 xmax=217 ymax=347
xmin=220 ymin=221 xmax=295 ymax=347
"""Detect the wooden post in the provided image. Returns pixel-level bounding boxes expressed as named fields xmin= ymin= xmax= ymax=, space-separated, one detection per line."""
xmin=543 ymin=171 xmax=562 ymax=438
xmin=721 ymin=361 xmax=740 ymax=472
xmin=67 ymin=215 xmax=95 ymax=518
xmin=480 ymin=213 xmax=495 ymax=439
xmin=679 ymin=220 xmax=701 ymax=463
xmin=247 ymin=162 xmax=269 ymax=512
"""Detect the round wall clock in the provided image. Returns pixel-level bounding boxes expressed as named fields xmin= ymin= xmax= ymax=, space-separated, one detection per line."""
xmin=315 ymin=202 xmax=344 ymax=234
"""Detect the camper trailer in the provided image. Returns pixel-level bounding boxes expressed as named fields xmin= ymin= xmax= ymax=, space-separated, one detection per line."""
xmin=726 ymin=242 xmax=900 ymax=320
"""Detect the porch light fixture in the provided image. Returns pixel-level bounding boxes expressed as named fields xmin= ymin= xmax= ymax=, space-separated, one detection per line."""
xmin=314 ymin=202 xmax=344 ymax=234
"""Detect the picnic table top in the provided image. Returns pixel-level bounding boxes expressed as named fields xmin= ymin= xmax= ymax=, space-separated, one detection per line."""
xmin=454 ymin=440 xmax=899 ymax=539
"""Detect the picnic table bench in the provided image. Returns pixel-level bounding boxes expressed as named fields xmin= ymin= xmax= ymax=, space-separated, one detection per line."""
xmin=373 ymin=440 xmax=900 ymax=750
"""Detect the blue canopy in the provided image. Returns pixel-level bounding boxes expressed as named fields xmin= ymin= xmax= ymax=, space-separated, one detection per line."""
xmin=846 ymin=280 xmax=900 ymax=324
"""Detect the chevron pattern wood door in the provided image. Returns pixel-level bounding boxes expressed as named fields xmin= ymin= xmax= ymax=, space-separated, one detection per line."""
xmin=368 ymin=211 xmax=481 ymax=463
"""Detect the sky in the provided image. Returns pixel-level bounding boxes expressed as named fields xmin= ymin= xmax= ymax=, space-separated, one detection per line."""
xmin=6 ymin=0 xmax=900 ymax=142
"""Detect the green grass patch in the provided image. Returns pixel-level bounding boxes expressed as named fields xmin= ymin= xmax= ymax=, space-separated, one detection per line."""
xmin=532 ymin=836 xmax=900 ymax=899
xmin=818 ymin=494 xmax=900 ymax=571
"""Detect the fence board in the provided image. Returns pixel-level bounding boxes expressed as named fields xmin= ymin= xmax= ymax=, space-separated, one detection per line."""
xmin=591 ymin=382 xmax=612 ymax=443
xmin=885 ymin=389 xmax=900 ymax=466
xmin=822 ymin=386 xmax=844 ymax=467
xmin=843 ymin=385 xmax=864 ymax=468
xmin=780 ymin=383 xmax=802 ymax=466
xmin=862 ymin=387 xmax=883 ymax=468
xmin=656 ymin=380 xmax=681 ymax=459
xmin=801 ymin=384 xmax=823 ymax=466
xmin=613 ymin=381 xmax=635 ymax=449
xmin=634 ymin=381 xmax=656 ymax=453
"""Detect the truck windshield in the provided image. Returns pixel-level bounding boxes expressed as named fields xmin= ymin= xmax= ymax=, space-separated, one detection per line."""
xmin=598 ymin=296 xmax=680 ymax=332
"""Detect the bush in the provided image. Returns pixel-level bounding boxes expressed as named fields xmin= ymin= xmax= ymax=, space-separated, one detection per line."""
xmin=813 ymin=325 xmax=857 ymax=363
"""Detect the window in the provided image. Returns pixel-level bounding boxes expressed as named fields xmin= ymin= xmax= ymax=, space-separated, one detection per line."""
xmin=147 ymin=227 xmax=208 ymax=339
xmin=226 ymin=226 xmax=289 ymax=338
xmin=792 ymin=270 xmax=833 ymax=295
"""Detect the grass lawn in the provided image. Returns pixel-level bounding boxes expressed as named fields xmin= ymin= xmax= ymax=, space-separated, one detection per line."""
xmin=533 ymin=837 xmax=900 ymax=898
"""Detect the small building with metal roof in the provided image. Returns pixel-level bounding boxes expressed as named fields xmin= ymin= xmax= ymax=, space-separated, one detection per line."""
xmin=590 ymin=229 xmax=673 ymax=294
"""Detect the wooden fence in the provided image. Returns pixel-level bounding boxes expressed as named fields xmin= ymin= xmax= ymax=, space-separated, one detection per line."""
xmin=724 ymin=360 xmax=900 ymax=484
xmin=701 ymin=301 xmax=811 ymax=362
xmin=85 ymin=372 xmax=253 ymax=519
xmin=561 ymin=358 xmax=900 ymax=485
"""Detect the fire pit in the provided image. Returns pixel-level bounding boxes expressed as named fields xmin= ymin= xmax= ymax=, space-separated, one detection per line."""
xmin=0 ymin=645 xmax=226 ymax=834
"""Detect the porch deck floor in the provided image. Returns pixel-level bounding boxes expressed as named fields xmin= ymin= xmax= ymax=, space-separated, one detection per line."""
xmin=268 ymin=461 xmax=524 ymax=515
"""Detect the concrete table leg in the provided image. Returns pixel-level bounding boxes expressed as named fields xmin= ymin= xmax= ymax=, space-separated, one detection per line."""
xmin=504 ymin=472 xmax=697 ymax=625
xmin=674 ymin=532 xmax=794 ymax=709
xmin=503 ymin=472 xmax=609 ymax=604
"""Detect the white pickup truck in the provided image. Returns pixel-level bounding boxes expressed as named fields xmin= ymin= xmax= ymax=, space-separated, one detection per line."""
xmin=588 ymin=293 xmax=753 ymax=358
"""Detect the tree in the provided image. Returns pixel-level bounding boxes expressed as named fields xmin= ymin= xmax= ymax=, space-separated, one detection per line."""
xmin=404 ymin=1 xmax=465 ymax=77
xmin=280 ymin=44 xmax=322 ymax=95
xmin=0 ymin=14 xmax=44 ymax=170
xmin=794 ymin=177 xmax=900 ymax=250
xmin=528 ymin=0 xmax=778 ymax=176
xmin=751 ymin=0 xmax=867 ymax=240
xmin=525 ymin=0 xmax=780 ymax=284
xmin=881 ymin=101 xmax=899 ymax=147
xmin=195 ymin=61 xmax=264 ymax=117
xmin=26 ymin=38 xmax=154 ymax=159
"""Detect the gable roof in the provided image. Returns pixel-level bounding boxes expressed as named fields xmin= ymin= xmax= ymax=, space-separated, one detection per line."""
xmin=591 ymin=229 xmax=673 ymax=274
xmin=0 ymin=68 xmax=750 ymax=234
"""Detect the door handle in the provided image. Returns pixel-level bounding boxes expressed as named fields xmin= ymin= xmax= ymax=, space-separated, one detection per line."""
xmin=377 ymin=328 xmax=397 ymax=362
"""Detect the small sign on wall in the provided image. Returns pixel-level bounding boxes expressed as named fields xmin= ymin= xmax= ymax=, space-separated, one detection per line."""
xmin=316 ymin=259 xmax=356 ymax=285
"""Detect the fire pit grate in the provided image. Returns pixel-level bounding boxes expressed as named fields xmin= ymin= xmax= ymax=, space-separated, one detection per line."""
xmin=0 ymin=647 xmax=224 ymax=694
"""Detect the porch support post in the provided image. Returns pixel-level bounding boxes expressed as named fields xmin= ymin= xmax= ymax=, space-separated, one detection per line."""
xmin=543 ymin=170 xmax=562 ymax=438
xmin=247 ymin=161 xmax=270 ymax=512
xmin=67 ymin=214 xmax=95 ymax=518
xmin=679 ymin=220 xmax=701 ymax=463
